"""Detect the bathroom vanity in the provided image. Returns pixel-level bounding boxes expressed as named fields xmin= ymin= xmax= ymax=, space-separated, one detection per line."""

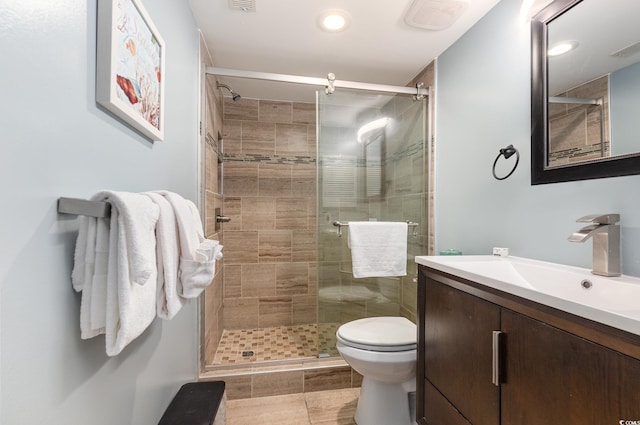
xmin=415 ymin=256 xmax=640 ymax=425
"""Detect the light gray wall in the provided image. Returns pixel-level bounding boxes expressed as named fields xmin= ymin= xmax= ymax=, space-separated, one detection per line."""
xmin=0 ymin=0 xmax=201 ymax=423
xmin=435 ymin=0 xmax=640 ymax=277
xmin=610 ymin=61 xmax=640 ymax=156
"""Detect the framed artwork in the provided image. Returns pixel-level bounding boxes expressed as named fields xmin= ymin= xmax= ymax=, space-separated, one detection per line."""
xmin=96 ymin=0 xmax=165 ymax=141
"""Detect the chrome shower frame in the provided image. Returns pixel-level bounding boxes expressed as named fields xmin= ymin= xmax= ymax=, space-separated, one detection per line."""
xmin=206 ymin=67 xmax=430 ymax=98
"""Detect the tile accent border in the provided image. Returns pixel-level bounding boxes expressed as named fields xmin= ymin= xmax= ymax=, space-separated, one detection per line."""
xmin=548 ymin=141 xmax=610 ymax=165
xmin=223 ymin=152 xmax=316 ymax=165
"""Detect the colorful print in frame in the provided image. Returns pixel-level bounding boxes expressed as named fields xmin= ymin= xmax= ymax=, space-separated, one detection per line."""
xmin=97 ymin=0 xmax=165 ymax=141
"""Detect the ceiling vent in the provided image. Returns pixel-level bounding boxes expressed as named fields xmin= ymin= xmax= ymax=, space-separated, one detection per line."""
xmin=228 ymin=0 xmax=256 ymax=12
xmin=611 ymin=41 xmax=640 ymax=58
xmin=404 ymin=0 xmax=469 ymax=30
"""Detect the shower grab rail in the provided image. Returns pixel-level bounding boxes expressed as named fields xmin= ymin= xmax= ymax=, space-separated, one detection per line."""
xmin=332 ymin=220 xmax=419 ymax=238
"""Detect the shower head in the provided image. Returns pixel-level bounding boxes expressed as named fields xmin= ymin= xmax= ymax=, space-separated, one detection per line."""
xmin=217 ymin=83 xmax=241 ymax=101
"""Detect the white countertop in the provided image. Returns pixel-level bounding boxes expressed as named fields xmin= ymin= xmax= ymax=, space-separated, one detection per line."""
xmin=415 ymin=255 xmax=640 ymax=337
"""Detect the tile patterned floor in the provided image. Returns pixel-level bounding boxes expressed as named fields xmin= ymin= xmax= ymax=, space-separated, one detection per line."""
xmin=227 ymin=387 xmax=359 ymax=425
xmin=213 ymin=323 xmax=340 ymax=365
xmin=318 ymin=323 xmax=340 ymax=357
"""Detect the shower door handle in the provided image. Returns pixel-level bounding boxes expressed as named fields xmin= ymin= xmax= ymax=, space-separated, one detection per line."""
xmin=214 ymin=207 xmax=230 ymax=231
xmin=216 ymin=215 xmax=231 ymax=223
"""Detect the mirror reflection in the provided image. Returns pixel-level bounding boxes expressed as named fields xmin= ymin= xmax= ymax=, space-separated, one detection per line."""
xmin=365 ymin=136 xmax=384 ymax=198
xmin=546 ymin=0 xmax=640 ymax=168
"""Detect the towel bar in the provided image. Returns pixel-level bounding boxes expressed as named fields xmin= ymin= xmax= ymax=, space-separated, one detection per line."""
xmin=57 ymin=197 xmax=111 ymax=218
xmin=332 ymin=220 xmax=419 ymax=237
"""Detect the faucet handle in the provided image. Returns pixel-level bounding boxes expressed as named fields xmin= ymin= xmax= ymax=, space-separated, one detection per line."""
xmin=576 ymin=213 xmax=620 ymax=225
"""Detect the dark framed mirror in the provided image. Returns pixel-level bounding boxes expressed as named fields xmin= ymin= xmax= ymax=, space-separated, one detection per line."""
xmin=531 ymin=0 xmax=640 ymax=185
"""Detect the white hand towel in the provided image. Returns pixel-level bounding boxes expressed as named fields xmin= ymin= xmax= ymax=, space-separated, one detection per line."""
xmin=157 ymin=191 xmax=222 ymax=299
xmin=143 ymin=192 xmax=186 ymax=320
xmin=348 ymin=221 xmax=408 ymax=278
xmin=91 ymin=191 xmax=159 ymax=357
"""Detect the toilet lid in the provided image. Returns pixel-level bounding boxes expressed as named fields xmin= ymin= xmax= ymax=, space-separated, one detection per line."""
xmin=336 ymin=317 xmax=417 ymax=352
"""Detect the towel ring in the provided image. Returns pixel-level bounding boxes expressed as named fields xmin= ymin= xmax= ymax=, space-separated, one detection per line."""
xmin=492 ymin=144 xmax=519 ymax=180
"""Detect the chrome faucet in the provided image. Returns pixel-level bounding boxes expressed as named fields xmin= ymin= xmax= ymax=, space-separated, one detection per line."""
xmin=568 ymin=214 xmax=621 ymax=277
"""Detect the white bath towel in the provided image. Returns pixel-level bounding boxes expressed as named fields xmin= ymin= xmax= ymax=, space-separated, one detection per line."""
xmin=143 ymin=192 xmax=186 ymax=320
xmin=71 ymin=191 xmax=160 ymax=355
xmin=157 ymin=191 xmax=222 ymax=299
xmin=96 ymin=191 xmax=159 ymax=356
xmin=348 ymin=221 xmax=408 ymax=278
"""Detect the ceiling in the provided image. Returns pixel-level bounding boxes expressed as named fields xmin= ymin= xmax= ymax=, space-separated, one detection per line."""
xmin=188 ymin=0 xmax=503 ymax=103
xmin=547 ymin=0 xmax=640 ymax=95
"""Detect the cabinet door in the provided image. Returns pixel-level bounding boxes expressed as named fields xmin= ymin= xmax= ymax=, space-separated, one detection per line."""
xmin=424 ymin=379 xmax=472 ymax=425
xmin=425 ymin=278 xmax=501 ymax=425
xmin=501 ymin=309 xmax=640 ymax=424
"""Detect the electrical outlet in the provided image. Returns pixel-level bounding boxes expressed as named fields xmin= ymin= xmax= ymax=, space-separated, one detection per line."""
xmin=493 ymin=247 xmax=509 ymax=257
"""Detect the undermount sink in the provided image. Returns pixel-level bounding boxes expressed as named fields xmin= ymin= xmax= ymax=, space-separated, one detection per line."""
xmin=415 ymin=255 xmax=640 ymax=336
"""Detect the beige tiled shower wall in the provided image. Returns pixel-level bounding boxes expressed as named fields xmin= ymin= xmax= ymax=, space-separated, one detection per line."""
xmin=201 ymin=39 xmax=225 ymax=366
xmin=220 ymin=97 xmax=318 ymax=331
xmin=548 ymin=75 xmax=610 ymax=166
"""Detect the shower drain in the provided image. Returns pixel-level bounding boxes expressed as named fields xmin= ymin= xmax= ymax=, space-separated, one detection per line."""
xmin=241 ymin=350 xmax=255 ymax=357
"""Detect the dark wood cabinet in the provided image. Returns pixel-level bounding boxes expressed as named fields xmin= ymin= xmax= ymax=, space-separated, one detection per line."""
xmin=501 ymin=309 xmax=640 ymax=424
xmin=417 ymin=265 xmax=640 ymax=425
xmin=424 ymin=278 xmax=499 ymax=425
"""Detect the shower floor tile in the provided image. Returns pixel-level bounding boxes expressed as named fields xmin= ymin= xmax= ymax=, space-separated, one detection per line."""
xmin=213 ymin=323 xmax=340 ymax=365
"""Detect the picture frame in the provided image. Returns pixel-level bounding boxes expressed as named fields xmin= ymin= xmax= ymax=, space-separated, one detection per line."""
xmin=96 ymin=0 xmax=165 ymax=141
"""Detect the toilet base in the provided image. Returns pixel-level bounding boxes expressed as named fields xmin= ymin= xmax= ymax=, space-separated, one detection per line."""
xmin=354 ymin=377 xmax=416 ymax=425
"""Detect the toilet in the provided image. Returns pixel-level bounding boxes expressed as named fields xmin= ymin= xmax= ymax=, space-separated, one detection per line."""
xmin=336 ymin=316 xmax=417 ymax=425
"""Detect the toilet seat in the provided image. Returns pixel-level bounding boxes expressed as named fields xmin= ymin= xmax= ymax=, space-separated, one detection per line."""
xmin=336 ymin=317 xmax=416 ymax=352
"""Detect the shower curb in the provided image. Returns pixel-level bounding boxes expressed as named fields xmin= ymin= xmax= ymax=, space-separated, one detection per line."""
xmin=199 ymin=358 xmax=362 ymax=400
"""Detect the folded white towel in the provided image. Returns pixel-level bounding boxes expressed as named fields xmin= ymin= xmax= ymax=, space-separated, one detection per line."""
xmin=72 ymin=214 xmax=105 ymax=339
xmin=71 ymin=215 xmax=90 ymax=292
xmin=143 ymin=192 xmax=186 ymax=320
xmin=71 ymin=189 xmax=221 ymax=355
xmin=89 ymin=214 xmax=110 ymax=332
xmin=92 ymin=190 xmax=159 ymax=356
xmin=72 ymin=189 xmax=160 ymax=346
xmin=348 ymin=221 xmax=408 ymax=278
xmin=157 ymin=191 xmax=222 ymax=299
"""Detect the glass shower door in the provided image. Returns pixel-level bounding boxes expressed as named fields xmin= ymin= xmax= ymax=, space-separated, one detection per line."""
xmin=316 ymin=90 xmax=428 ymax=357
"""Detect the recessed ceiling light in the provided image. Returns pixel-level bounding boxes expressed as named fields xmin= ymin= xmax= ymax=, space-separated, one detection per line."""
xmin=548 ymin=41 xmax=579 ymax=57
xmin=318 ymin=9 xmax=351 ymax=32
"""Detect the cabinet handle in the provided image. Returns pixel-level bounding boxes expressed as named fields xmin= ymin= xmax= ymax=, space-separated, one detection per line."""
xmin=492 ymin=330 xmax=503 ymax=386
